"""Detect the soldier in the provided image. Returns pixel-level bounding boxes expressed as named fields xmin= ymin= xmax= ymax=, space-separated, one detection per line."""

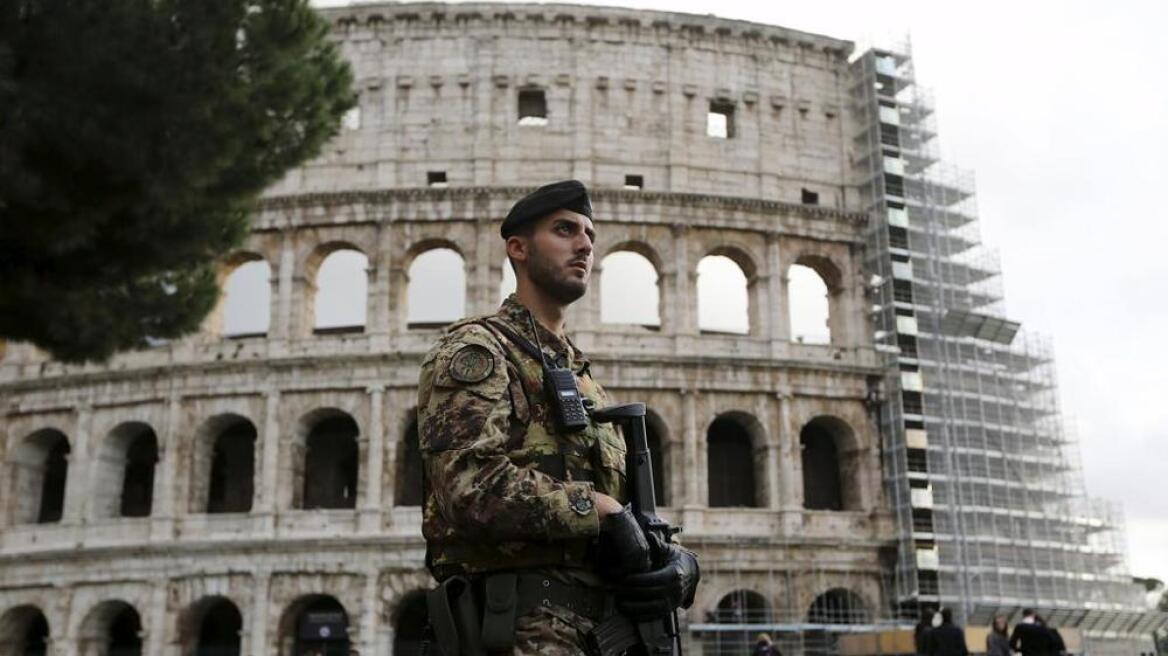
xmin=417 ymin=180 xmax=699 ymax=654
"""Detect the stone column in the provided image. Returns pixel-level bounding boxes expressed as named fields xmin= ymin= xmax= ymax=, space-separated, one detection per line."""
xmin=681 ymin=390 xmax=700 ymax=508
xmin=249 ymin=570 xmax=271 ymax=656
xmin=767 ymin=233 xmax=791 ymax=346
xmin=361 ymin=385 xmax=386 ymax=532
xmin=256 ymin=390 xmax=281 ymax=523
xmin=358 ymin=570 xmax=382 ymax=655
xmin=778 ymin=393 xmax=800 ymax=510
xmin=151 ymin=395 xmax=183 ymax=539
xmin=368 ymin=222 xmax=393 ymax=349
xmin=65 ymin=403 xmax=93 ymax=523
xmin=671 ymin=225 xmax=696 ymax=337
xmin=271 ymin=230 xmax=295 ymax=345
xmin=145 ymin=580 xmax=169 ymax=655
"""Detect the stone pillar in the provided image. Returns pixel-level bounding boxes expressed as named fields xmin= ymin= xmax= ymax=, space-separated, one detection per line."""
xmin=151 ymin=396 xmax=183 ymax=539
xmin=145 ymin=579 xmax=169 ymax=655
xmin=767 ymin=233 xmax=790 ymax=345
xmin=65 ymin=403 xmax=93 ymax=523
xmin=272 ymin=231 xmax=295 ymax=344
xmin=671 ymin=225 xmax=696 ymax=336
xmin=358 ymin=570 xmax=382 ymax=655
xmin=681 ymin=390 xmax=700 ymax=507
xmin=361 ymin=385 xmax=386 ymax=532
xmin=257 ymin=390 xmax=281 ymax=518
xmin=469 ymin=218 xmax=496 ymax=316
xmin=368 ymin=222 xmax=393 ymax=347
xmin=778 ymin=394 xmax=800 ymax=510
xmin=249 ymin=570 xmax=271 ymax=656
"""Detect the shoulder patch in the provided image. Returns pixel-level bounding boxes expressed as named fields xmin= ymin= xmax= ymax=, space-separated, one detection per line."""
xmin=449 ymin=344 xmax=495 ymax=383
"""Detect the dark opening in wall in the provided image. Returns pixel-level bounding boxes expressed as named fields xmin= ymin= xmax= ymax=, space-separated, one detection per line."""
xmin=518 ymin=88 xmax=548 ymax=126
xmin=108 ymin=605 xmax=143 ymax=655
xmin=801 ymin=425 xmax=843 ymax=511
xmin=902 ymin=390 xmax=924 ymax=415
xmin=707 ymin=100 xmax=735 ymax=139
xmin=912 ymin=507 xmax=935 ymax=532
xmin=396 ymin=419 xmax=423 ymax=506
xmin=884 ymin=174 xmax=905 ymax=197
xmin=427 ymin=171 xmax=447 ymax=188
xmin=898 ymin=334 xmax=919 ymax=358
xmin=38 ymin=437 xmax=70 ymax=523
xmin=293 ymin=597 xmax=350 ymax=656
xmin=880 ymin=123 xmax=901 ymax=148
xmin=801 ymin=188 xmax=819 ymax=205
xmin=624 ymin=174 xmax=644 ymax=190
xmin=120 ymin=431 xmax=158 ymax=517
xmin=302 ymin=416 xmax=359 ymax=510
xmin=196 ymin=600 xmax=242 ymax=655
xmin=888 ymin=226 xmax=909 ymax=250
xmin=207 ymin=423 xmax=256 ymax=514
xmin=893 ymin=279 xmax=915 ymax=303
xmin=21 ymin=612 xmax=50 ymax=656
xmin=706 ymin=416 xmax=757 ymax=507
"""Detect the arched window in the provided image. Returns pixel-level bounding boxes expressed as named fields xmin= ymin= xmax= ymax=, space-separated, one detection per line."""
xmin=705 ymin=591 xmax=770 ymax=655
xmin=407 ymin=248 xmax=466 ymax=328
xmin=706 ymin=414 xmax=759 ymax=508
xmin=222 ymin=259 xmax=271 ymax=337
xmin=807 ymin=588 xmax=869 ymax=624
xmin=499 ymin=258 xmax=517 ymax=302
xmin=393 ymin=590 xmax=429 ymax=656
xmin=697 ymin=255 xmax=749 ymax=334
xmin=10 ymin=429 xmax=71 ymax=525
xmin=314 ymin=249 xmax=368 ymax=332
xmin=600 ymin=250 xmax=660 ymax=328
xmin=301 ymin=414 xmax=359 ymax=510
xmin=788 ymin=264 xmax=831 ymax=344
xmin=207 ymin=422 xmax=256 ymax=514
xmin=279 ymin=596 xmax=350 ymax=656
xmin=800 ymin=417 xmax=860 ymax=511
xmin=0 ymin=605 xmax=50 ymax=656
xmin=77 ymin=601 xmax=142 ymax=656
xmin=92 ymin=423 xmax=158 ymax=519
xmin=396 ymin=417 xmax=423 ymax=507
xmin=185 ymin=597 xmax=242 ymax=656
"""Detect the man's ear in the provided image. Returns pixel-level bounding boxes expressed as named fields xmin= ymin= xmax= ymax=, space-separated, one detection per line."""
xmin=505 ymin=235 xmax=528 ymax=265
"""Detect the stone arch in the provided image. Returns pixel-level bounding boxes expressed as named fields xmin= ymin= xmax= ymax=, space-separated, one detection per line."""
xmin=0 ymin=605 xmax=50 ymax=656
xmin=76 ymin=600 xmax=142 ymax=656
xmin=405 ymin=242 xmax=467 ymax=329
xmin=91 ymin=422 xmax=158 ymax=519
xmin=696 ymin=246 xmax=758 ymax=335
xmin=704 ymin=590 xmax=771 ymax=655
xmin=806 ymin=587 xmax=871 ymax=624
xmin=178 ymin=596 xmax=242 ymax=656
xmin=706 ymin=411 xmax=766 ymax=508
xmin=216 ymin=252 xmax=271 ymax=338
xmin=644 ymin=408 xmax=670 ymax=507
xmin=191 ymin=415 xmax=257 ymax=514
xmin=395 ymin=410 xmax=423 ymax=507
xmin=788 ymin=264 xmax=831 ymax=344
xmin=293 ymin=409 xmax=360 ymax=510
xmin=8 ymin=428 xmax=70 ymax=525
xmin=276 ymin=595 xmax=350 ymax=656
xmin=800 ymin=416 xmax=862 ymax=511
xmin=599 ymin=243 xmax=661 ymax=329
xmin=310 ymin=243 xmax=369 ymax=334
xmin=391 ymin=589 xmax=429 ymax=656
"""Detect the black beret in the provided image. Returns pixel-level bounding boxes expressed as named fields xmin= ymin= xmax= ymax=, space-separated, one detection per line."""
xmin=500 ymin=180 xmax=592 ymax=238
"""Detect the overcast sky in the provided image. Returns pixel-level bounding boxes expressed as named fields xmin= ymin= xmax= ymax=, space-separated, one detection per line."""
xmin=296 ymin=0 xmax=1168 ymax=583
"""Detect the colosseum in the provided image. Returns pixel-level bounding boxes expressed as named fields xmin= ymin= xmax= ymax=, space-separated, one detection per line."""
xmin=0 ymin=3 xmax=899 ymax=654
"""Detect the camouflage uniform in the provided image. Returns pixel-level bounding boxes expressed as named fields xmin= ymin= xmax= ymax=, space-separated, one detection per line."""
xmin=417 ymin=295 xmax=626 ymax=654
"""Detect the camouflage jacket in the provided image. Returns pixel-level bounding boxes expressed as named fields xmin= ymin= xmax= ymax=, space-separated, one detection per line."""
xmin=417 ymin=295 xmax=627 ymax=579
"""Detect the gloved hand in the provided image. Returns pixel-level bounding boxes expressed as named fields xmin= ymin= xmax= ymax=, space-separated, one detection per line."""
xmin=595 ymin=504 xmax=652 ymax=580
xmin=615 ymin=533 xmax=700 ymax=621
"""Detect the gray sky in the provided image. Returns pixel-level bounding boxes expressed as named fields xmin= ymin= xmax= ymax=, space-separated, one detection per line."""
xmin=291 ymin=0 xmax=1167 ymax=583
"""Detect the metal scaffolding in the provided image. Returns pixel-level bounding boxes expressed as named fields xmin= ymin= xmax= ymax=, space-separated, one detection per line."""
xmin=848 ymin=40 xmax=1157 ymax=654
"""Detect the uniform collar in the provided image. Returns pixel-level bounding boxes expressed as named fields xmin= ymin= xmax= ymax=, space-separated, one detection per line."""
xmin=497 ymin=294 xmax=591 ymax=372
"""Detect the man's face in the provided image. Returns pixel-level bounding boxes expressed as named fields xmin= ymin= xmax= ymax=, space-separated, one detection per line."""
xmin=515 ymin=209 xmax=595 ymax=305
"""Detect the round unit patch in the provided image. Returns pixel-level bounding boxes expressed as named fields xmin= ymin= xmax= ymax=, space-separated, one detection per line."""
xmin=449 ymin=344 xmax=495 ymax=383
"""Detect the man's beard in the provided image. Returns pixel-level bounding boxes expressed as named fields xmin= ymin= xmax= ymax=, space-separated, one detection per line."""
xmin=527 ymin=247 xmax=587 ymax=305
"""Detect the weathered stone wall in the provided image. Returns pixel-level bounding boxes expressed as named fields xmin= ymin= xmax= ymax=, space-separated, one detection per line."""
xmin=0 ymin=5 xmax=894 ymax=654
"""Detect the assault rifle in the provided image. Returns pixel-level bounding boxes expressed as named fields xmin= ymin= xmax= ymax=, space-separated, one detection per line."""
xmin=589 ymin=403 xmax=683 ymax=656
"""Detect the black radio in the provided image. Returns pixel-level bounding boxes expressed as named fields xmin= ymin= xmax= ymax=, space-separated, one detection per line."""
xmin=543 ymin=365 xmax=589 ymax=432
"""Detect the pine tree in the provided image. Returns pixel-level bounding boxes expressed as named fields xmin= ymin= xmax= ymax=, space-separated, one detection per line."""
xmin=0 ymin=0 xmax=355 ymax=362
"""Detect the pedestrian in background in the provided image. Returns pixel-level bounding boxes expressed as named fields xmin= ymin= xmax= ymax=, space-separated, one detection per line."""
xmin=915 ymin=607 xmax=936 ymax=656
xmin=753 ymin=632 xmax=782 ymax=656
xmin=1036 ymin=614 xmax=1067 ymax=656
xmin=925 ymin=608 xmax=969 ymax=656
xmin=1010 ymin=608 xmax=1053 ymax=656
xmin=986 ymin=613 xmax=1011 ymax=656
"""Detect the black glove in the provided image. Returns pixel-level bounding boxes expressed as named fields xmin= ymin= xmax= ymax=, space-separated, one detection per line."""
xmin=595 ymin=504 xmax=652 ymax=580
xmin=615 ymin=533 xmax=700 ymax=621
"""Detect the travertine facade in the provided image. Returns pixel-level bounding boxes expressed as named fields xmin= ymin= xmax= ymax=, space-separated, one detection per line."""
xmin=0 ymin=4 xmax=896 ymax=654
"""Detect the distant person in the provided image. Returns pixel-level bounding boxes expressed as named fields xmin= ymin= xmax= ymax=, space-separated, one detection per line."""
xmin=1010 ymin=608 xmax=1053 ymax=656
xmin=925 ymin=608 xmax=968 ymax=656
xmin=986 ymin=613 xmax=1011 ymax=656
xmin=753 ymin=633 xmax=782 ymax=656
xmin=915 ymin=607 xmax=936 ymax=656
